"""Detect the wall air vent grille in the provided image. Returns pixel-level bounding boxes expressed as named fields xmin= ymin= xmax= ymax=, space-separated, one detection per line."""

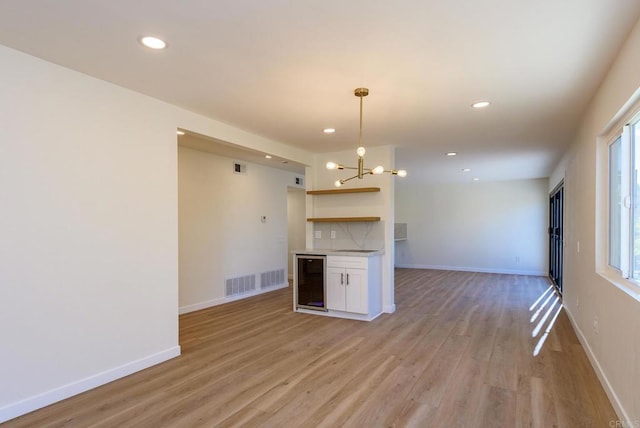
xmin=261 ymin=269 xmax=285 ymax=289
xmin=233 ymin=161 xmax=247 ymax=174
xmin=225 ymin=274 xmax=256 ymax=297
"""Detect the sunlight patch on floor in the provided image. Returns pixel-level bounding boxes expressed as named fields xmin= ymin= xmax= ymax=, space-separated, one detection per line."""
xmin=529 ymin=285 xmax=562 ymax=356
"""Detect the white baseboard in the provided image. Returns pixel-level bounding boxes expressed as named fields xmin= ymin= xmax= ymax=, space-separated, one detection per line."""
xmin=0 ymin=346 xmax=181 ymax=424
xmin=394 ymin=263 xmax=546 ymax=277
xmin=563 ymin=305 xmax=629 ymax=426
xmin=179 ymin=283 xmax=289 ymax=315
xmin=383 ymin=304 xmax=396 ymax=314
xmin=294 ymin=307 xmax=381 ymax=322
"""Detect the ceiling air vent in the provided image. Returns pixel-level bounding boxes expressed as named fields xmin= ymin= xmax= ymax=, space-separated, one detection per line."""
xmin=233 ymin=161 xmax=247 ymax=175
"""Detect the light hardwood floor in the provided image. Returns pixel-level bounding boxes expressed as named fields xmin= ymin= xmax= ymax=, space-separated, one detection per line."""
xmin=4 ymin=269 xmax=619 ymax=427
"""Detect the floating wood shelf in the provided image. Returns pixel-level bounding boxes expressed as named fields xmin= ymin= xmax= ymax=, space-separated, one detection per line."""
xmin=306 ymin=187 xmax=380 ymax=195
xmin=307 ymin=217 xmax=381 ymax=223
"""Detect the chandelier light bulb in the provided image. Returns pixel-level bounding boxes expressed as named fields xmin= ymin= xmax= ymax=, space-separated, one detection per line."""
xmin=356 ymin=147 xmax=366 ymax=157
xmin=326 ymin=161 xmax=338 ymax=170
xmin=397 ymin=170 xmax=407 ymax=177
xmin=372 ymin=165 xmax=384 ymax=174
xmin=334 ymin=180 xmax=343 ymax=187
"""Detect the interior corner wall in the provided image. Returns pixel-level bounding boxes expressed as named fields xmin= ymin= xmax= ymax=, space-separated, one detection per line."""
xmin=178 ymin=146 xmax=300 ymax=312
xmin=548 ymin=16 xmax=640 ymax=425
xmin=395 ymin=178 xmax=549 ymax=276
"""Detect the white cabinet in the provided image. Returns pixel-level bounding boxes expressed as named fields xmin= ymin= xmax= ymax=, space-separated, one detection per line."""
xmin=326 ymin=266 xmax=367 ymax=314
xmin=326 ymin=255 xmax=381 ymax=319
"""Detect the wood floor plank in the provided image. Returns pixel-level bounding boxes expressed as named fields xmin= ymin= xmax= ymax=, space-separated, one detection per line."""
xmin=340 ymin=365 xmax=416 ymax=427
xmin=306 ymin=354 xmax=398 ymax=428
xmin=529 ymin=376 xmax=558 ymax=428
xmin=405 ymin=333 xmax=471 ymax=408
xmin=476 ymin=385 xmax=518 ymax=428
xmin=424 ymin=356 xmax=488 ymax=428
xmin=486 ymin=327 xmax=519 ymax=391
xmin=3 ymin=269 xmax=620 ymax=428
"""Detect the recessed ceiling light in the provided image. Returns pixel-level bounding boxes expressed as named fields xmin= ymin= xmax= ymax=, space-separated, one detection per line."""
xmin=471 ymin=101 xmax=490 ymax=109
xmin=473 ymin=177 xmax=480 ymax=181
xmin=462 ymin=168 xmax=471 ymax=172
xmin=446 ymin=152 xmax=457 ymax=156
xmin=176 ymin=130 xmax=185 ymax=135
xmin=265 ymin=155 xmax=272 ymax=159
xmin=140 ymin=36 xmax=167 ymax=50
xmin=323 ymin=128 xmax=336 ymax=134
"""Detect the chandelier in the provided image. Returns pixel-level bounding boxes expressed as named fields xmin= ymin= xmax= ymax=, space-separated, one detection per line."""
xmin=326 ymin=87 xmax=407 ymax=187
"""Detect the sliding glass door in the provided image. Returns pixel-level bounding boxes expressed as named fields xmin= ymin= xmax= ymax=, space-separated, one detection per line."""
xmin=549 ymin=182 xmax=564 ymax=293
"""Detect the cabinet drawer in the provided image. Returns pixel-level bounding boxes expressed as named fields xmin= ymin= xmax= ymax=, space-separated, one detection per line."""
xmin=327 ymin=256 xmax=368 ymax=269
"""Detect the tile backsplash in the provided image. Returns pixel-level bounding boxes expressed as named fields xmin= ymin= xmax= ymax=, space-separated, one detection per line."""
xmin=313 ymin=221 xmax=385 ymax=251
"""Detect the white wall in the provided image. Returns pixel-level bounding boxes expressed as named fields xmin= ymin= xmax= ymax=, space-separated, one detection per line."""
xmin=395 ymin=178 xmax=549 ymax=276
xmin=0 ymin=44 xmax=313 ymax=423
xmin=178 ymin=146 xmax=302 ymax=312
xmin=309 ymin=146 xmax=396 ymax=312
xmin=548 ymin=17 xmax=640 ymax=425
xmin=287 ymin=188 xmax=306 ymax=279
xmin=0 ymin=44 xmax=179 ymax=421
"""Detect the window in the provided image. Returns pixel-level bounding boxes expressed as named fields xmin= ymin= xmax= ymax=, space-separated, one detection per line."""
xmin=632 ymin=122 xmax=640 ymax=278
xmin=608 ymin=116 xmax=640 ymax=284
xmin=609 ymin=136 xmax=622 ymax=270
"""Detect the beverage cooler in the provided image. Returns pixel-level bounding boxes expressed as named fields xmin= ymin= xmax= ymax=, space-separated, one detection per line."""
xmin=295 ymin=255 xmax=327 ymax=311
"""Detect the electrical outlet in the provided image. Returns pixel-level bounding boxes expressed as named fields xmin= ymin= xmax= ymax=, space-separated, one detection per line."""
xmin=331 ymin=230 xmax=336 ymax=239
xmin=577 ymin=241 xmax=580 ymax=253
xmin=315 ymin=230 xmax=322 ymax=239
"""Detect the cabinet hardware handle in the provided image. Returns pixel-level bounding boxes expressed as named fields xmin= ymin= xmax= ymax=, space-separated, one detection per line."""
xmin=346 ymin=273 xmax=350 ymax=285
xmin=341 ymin=273 xmax=344 ymax=285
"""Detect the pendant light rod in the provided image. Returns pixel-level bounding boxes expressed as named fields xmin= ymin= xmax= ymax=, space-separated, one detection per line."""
xmin=355 ymin=87 xmax=368 ymax=180
xmin=356 ymin=87 xmax=368 ymax=149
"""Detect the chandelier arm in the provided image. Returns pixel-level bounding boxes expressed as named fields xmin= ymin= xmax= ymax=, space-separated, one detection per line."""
xmin=340 ymin=166 xmax=378 ymax=173
xmin=341 ymin=174 xmax=360 ymax=183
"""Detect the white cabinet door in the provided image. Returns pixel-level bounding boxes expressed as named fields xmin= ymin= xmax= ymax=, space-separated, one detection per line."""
xmin=345 ymin=268 xmax=367 ymax=314
xmin=326 ymin=266 xmax=346 ymax=311
xmin=327 ymin=266 xmax=367 ymax=314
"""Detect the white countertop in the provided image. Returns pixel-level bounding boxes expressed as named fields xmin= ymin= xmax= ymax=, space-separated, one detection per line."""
xmin=293 ymin=249 xmax=384 ymax=257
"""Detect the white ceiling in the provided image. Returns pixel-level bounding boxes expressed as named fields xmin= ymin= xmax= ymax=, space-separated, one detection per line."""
xmin=1 ymin=1 xmax=639 ymax=182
